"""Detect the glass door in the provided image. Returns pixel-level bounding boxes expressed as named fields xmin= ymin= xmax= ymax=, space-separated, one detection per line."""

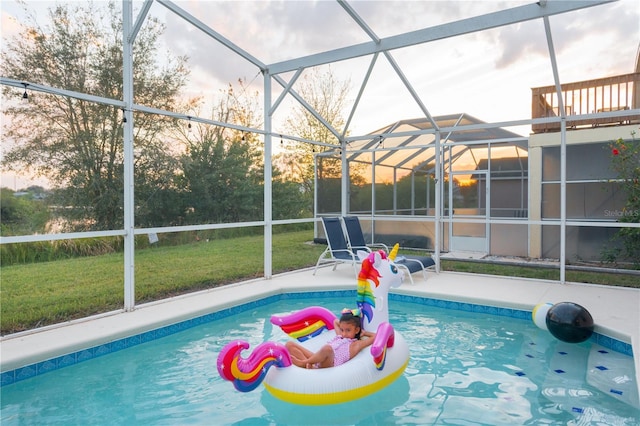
xmin=447 ymin=170 xmax=489 ymax=253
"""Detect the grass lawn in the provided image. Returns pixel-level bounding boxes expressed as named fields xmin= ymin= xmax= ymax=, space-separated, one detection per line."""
xmin=1 ymin=230 xmax=637 ymax=335
xmin=440 ymin=259 xmax=640 ymax=287
xmin=1 ymin=231 xmax=325 ymax=335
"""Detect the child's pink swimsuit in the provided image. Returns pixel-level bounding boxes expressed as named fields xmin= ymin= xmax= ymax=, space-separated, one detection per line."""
xmin=328 ymin=336 xmax=357 ymax=366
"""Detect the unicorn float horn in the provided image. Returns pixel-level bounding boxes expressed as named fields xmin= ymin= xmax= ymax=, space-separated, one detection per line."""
xmin=389 ymin=243 xmax=400 ymax=260
xmin=217 ymin=340 xmax=292 ymax=392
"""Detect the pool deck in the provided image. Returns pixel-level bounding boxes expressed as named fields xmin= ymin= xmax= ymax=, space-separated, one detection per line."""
xmin=1 ymin=266 xmax=639 ymax=395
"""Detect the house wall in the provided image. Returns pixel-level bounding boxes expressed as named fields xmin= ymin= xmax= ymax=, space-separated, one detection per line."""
xmin=528 ymin=123 xmax=637 ymax=261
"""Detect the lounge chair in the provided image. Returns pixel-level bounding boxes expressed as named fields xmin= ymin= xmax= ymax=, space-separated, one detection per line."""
xmin=313 ymin=217 xmax=359 ymax=277
xmin=393 ymin=253 xmax=436 ymax=284
xmin=342 ymin=216 xmax=436 ymax=284
xmin=342 ymin=216 xmax=389 ymax=254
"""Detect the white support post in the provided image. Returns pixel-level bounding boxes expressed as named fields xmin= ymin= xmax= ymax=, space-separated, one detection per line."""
xmin=341 ymin=141 xmax=348 ymax=217
xmin=411 ymin=171 xmax=415 ymax=215
xmin=371 ymin=151 xmax=376 ymax=217
xmin=122 ymin=0 xmax=135 ymax=310
xmin=543 ymin=15 xmax=567 ymax=283
xmin=314 ymin=155 xmax=318 ymax=237
xmin=263 ymin=72 xmax=273 ymax=279
xmin=434 ymin=132 xmax=442 ymax=273
xmin=486 ymin=145 xmax=491 ymax=254
xmin=560 ymin=120 xmax=567 ymax=284
xmin=393 ymin=167 xmax=397 ymax=214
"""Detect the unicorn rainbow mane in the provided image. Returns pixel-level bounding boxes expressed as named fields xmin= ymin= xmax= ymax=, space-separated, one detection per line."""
xmin=356 ymin=254 xmax=378 ymax=326
xmin=356 ymin=245 xmax=400 ymax=332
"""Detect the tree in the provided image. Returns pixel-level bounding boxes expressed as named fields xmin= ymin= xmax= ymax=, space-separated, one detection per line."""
xmin=276 ymin=68 xmax=352 ymax=213
xmin=178 ymin=81 xmax=266 ymax=224
xmin=1 ymin=1 xmax=188 ymax=231
xmin=0 ymin=188 xmax=50 ymax=235
xmin=175 ymin=80 xmax=309 ymax=224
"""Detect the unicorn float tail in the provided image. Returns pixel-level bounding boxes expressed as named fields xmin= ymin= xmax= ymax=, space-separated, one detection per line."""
xmin=217 ymin=340 xmax=292 ymax=392
xmin=370 ymin=322 xmax=396 ymax=370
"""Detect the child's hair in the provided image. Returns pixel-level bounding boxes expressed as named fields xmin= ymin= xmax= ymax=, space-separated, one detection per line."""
xmin=339 ymin=308 xmax=362 ymax=339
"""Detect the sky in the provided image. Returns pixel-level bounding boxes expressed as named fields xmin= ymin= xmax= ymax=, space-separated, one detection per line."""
xmin=1 ymin=0 xmax=639 ymax=189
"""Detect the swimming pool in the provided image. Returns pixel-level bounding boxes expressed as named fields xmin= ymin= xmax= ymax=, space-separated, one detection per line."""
xmin=1 ymin=292 xmax=638 ymax=425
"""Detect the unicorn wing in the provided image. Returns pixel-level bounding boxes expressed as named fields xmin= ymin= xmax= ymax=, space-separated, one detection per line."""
xmin=270 ymin=306 xmax=337 ymax=342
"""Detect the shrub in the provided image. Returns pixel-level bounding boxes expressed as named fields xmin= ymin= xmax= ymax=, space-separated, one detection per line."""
xmin=604 ymin=131 xmax=640 ymax=267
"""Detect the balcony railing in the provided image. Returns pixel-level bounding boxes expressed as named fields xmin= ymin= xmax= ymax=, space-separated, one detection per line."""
xmin=531 ymin=72 xmax=640 ymax=133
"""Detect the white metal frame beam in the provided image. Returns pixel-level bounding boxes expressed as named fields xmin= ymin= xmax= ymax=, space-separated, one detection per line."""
xmin=342 ymin=53 xmax=379 ymax=140
xmin=269 ymin=1 xmax=612 ymax=75
xmin=156 ymin=0 xmax=266 ymax=70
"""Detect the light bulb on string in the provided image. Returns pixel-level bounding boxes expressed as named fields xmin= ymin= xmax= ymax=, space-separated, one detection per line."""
xmin=21 ymin=83 xmax=28 ymax=103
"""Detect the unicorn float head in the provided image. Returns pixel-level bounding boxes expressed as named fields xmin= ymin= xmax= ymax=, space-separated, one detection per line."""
xmin=356 ymin=243 xmax=405 ymax=332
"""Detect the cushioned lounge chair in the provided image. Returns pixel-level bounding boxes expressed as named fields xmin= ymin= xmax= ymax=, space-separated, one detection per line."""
xmin=342 ymin=216 xmax=435 ymax=284
xmin=342 ymin=216 xmax=389 ymax=254
xmin=313 ymin=217 xmax=359 ymax=277
xmin=393 ymin=253 xmax=436 ymax=284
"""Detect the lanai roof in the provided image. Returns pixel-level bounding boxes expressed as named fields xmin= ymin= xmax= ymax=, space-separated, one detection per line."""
xmin=325 ymin=114 xmax=528 ymax=173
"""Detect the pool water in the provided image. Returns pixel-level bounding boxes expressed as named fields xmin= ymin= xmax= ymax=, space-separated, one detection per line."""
xmin=1 ymin=296 xmax=638 ymax=425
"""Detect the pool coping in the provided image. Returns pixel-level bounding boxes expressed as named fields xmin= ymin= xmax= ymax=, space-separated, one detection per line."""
xmin=1 ymin=268 xmax=638 ymax=393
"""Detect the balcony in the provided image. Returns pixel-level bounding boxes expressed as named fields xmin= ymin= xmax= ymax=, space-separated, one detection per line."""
xmin=531 ymin=72 xmax=640 ymax=133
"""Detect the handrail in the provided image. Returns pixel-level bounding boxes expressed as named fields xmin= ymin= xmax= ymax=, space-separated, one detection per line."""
xmin=531 ymin=72 xmax=640 ymax=133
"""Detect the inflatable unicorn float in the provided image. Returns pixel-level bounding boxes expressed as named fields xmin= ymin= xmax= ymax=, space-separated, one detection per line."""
xmin=217 ymin=244 xmax=410 ymax=405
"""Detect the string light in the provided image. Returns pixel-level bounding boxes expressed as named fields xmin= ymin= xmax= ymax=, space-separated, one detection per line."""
xmin=121 ymin=108 xmax=127 ymax=123
xmin=21 ymin=83 xmax=28 ymax=102
xmin=187 ymin=116 xmax=192 ymax=132
xmin=280 ymin=135 xmax=283 ymax=145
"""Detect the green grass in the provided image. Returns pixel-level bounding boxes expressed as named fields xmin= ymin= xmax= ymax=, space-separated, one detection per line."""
xmin=2 ymin=231 xmax=637 ymax=335
xmin=440 ymin=259 xmax=640 ymax=287
xmin=1 ymin=231 xmax=325 ymax=335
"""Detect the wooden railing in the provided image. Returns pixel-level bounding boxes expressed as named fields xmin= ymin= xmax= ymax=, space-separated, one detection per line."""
xmin=531 ymin=72 xmax=640 ymax=133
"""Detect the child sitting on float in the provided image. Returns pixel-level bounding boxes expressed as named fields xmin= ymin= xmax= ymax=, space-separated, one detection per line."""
xmin=285 ymin=308 xmax=376 ymax=369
